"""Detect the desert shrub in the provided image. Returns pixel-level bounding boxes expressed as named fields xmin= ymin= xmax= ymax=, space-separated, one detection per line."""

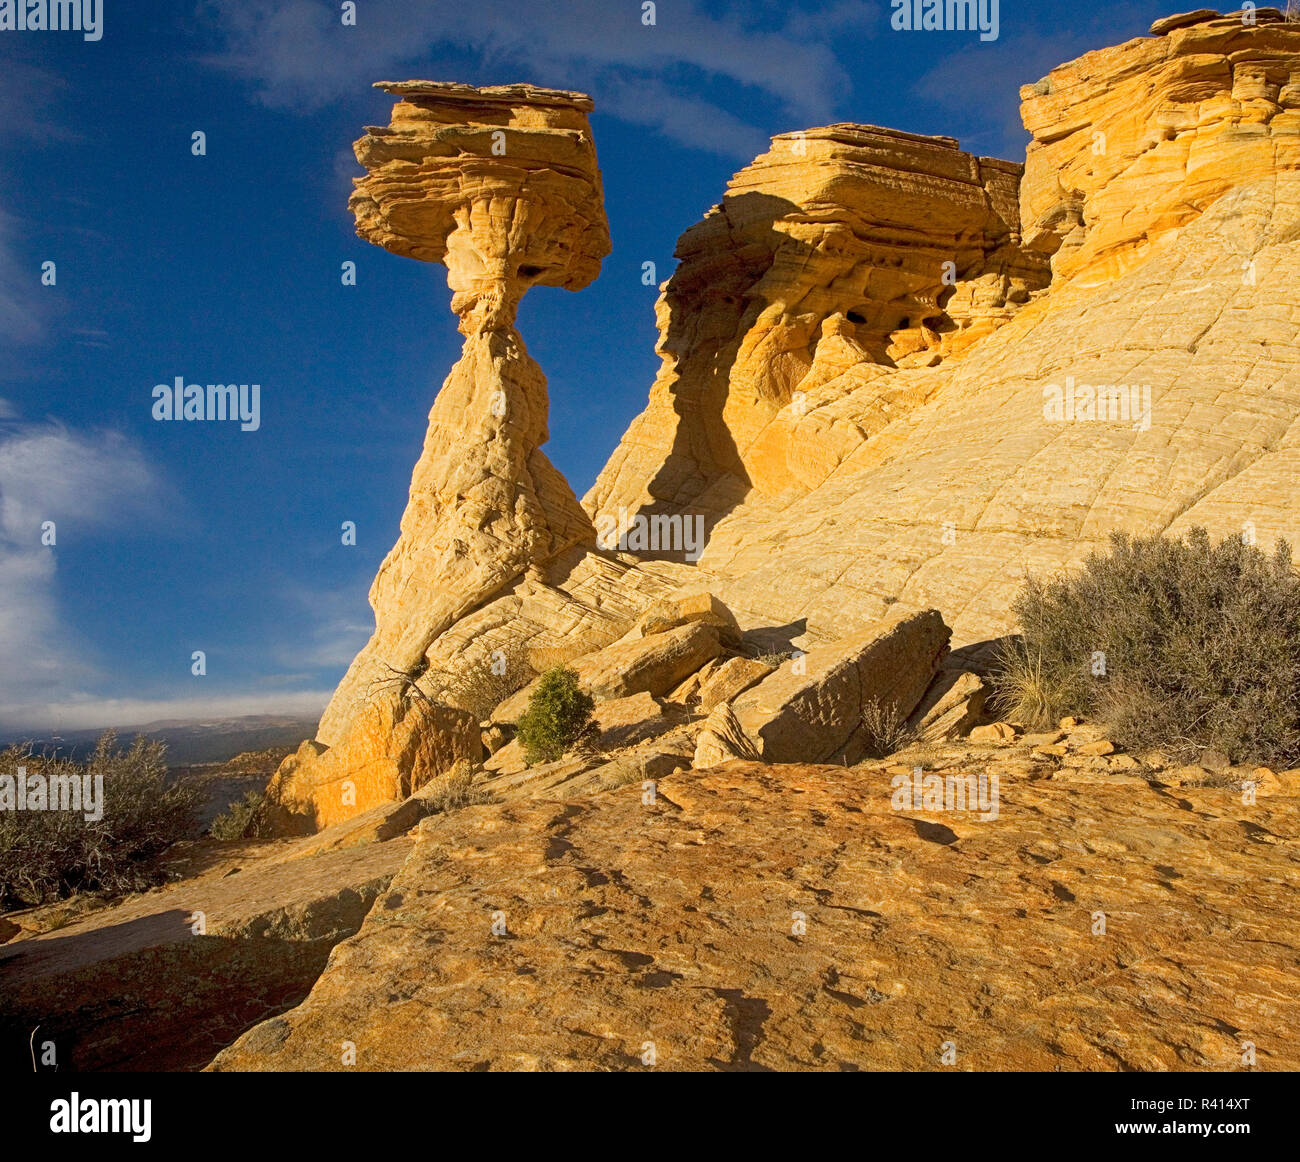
xmin=516 ymin=666 xmax=595 ymax=765
xmin=0 ymin=732 xmax=203 ymax=910
xmin=753 ymin=651 xmax=792 ymax=669
xmin=209 ymin=789 xmax=267 ymax=840
xmin=860 ymin=698 xmax=916 ymax=759
xmin=992 ymin=528 xmax=1300 ymax=766
xmin=421 ymin=759 xmax=493 ymax=812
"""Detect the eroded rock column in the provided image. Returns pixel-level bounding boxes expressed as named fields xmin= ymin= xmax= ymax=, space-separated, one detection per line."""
xmin=319 ymin=82 xmax=611 ymax=745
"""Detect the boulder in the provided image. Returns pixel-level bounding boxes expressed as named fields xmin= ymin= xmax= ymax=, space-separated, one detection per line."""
xmin=970 ymin=722 xmax=1019 ymax=745
xmin=698 ymin=656 xmax=775 ymax=712
xmin=262 ymin=693 xmax=482 ymax=834
xmin=633 ymin=591 xmax=741 ymax=645
xmin=905 ymin=669 xmax=990 ymax=742
xmin=493 ymin=623 xmax=724 ymax=722
xmin=693 ymin=703 xmax=763 ymax=767
xmin=694 ymin=609 xmax=950 ymax=766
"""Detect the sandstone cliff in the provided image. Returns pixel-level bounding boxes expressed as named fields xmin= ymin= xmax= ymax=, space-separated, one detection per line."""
xmin=589 ymin=8 xmax=1300 ymax=649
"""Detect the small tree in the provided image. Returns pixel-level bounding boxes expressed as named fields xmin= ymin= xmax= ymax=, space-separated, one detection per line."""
xmin=515 ymin=666 xmax=594 ymax=765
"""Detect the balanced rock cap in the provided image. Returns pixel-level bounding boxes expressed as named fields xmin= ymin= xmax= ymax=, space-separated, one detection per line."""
xmin=349 ymin=80 xmax=611 ymax=330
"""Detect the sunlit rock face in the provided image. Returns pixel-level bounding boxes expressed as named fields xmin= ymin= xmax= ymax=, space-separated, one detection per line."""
xmin=585 ymin=123 xmax=1050 ymax=519
xmin=1019 ymin=9 xmax=1300 ymax=287
xmin=589 ymin=12 xmax=1300 ymax=648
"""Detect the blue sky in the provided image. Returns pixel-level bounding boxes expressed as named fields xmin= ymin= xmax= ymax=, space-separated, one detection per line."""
xmin=0 ymin=0 xmax=1181 ymax=733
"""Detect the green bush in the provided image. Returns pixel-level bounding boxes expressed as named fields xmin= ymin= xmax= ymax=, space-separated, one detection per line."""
xmin=208 ymin=789 xmax=266 ymax=840
xmin=0 ymin=732 xmax=203 ymax=910
xmin=993 ymin=528 xmax=1300 ymax=766
xmin=515 ymin=666 xmax=594 ymax=765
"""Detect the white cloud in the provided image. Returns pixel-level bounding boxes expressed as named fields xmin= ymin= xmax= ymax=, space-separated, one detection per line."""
xmin=0 ymin=423 xmax=158 ymax=538
xmin=1 ymin=690 xmax=331 ymax=735
xmin=0 ymin=418 xmax=165 ymax=729
xmin=199 ymin=0 xmax=854 ymax=157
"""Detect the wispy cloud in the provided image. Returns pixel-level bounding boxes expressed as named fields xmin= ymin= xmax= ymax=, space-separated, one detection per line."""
xmin=277 ymin=582 xmax=373 ymax=671
xmin=199 ymin=0 xmax=856 ymax=157
xmin=0 ymin=211 xmax=47 ymax=346
xmin=0 ymin=59 xmax=78 ymax=147
xmin=0 ymin=417 xmax=166 ymax=729
xmin=911 ymin=20 xmax=1126 ymax=159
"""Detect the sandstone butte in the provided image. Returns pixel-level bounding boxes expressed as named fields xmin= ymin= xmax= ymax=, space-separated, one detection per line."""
xmin=9 ymin=10 xmax=1297 ymax=1073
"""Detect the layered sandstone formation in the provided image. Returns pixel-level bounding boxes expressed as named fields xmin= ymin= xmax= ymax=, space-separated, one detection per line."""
xmin=586 ymin=125 xmax=1050 ymax=519
xmin=583 ymin=9 xmax=1300 ymax=650
xmin=318 ymin=82 xmax=612 ymax=747
xmin=1020 ymin=7 xmax=1300 ymax=285
xmin=299 ymin=10 xmax=1300 ymax=839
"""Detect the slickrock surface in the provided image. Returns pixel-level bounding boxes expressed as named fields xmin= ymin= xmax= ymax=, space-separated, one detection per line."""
xmin=585 ymin=12 xmax=1300 ymax=647
xmin=0 ymin=832 xmax=412 ymax=1071
xmin=210 ymin=758 xmax=1300 ymax=1072
xmin=319 ymin=83 xmax=613 ymax=748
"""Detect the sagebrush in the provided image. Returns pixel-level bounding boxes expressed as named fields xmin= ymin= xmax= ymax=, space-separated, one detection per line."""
xmin=992 ymin=528 xmax=1300 ymax=766
xmin=0 ymin=732 xmax=202 ymax=910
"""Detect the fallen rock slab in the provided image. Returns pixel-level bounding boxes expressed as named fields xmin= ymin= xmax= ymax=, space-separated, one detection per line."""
xmin=698 ymin=656 xmax=775 ymax=713
xmin=495 ymin=623 xmax=723 ymax=721
xmin=695 ymin=609 xmax=950 ymax=766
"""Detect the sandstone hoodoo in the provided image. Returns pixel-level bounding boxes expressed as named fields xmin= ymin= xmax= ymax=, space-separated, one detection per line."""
xmin=319 ymin=82 xmax=613 ymax=747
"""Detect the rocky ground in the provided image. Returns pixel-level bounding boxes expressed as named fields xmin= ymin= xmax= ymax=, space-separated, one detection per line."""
xmin=5 ymin=719 xmax=1296 ymax=1072
xmin=0 ymin=830 xmax=409 ymax=1071
xmin=210 ymin=731 xmax=1300 ymax=1071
